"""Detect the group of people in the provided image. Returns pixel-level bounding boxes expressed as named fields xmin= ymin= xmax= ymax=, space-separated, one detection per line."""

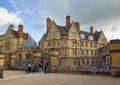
xmin=26 ymin=63 xmax=39 ymax=74
xmin=25 ymin=62 xmax=49 ymax=74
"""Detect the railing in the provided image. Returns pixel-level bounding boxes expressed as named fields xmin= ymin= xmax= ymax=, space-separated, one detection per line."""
xmin=57 ymin=57 xmax=111 ymax=72
xmin=14 ymin=59 xmax=33 ymax=69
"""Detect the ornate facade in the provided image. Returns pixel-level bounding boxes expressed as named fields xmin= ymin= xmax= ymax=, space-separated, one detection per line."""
xmin=0 ymin=24 xmax=37 ymax=69
xmin=0 ymin=15 xmax=109 ymax=71
xmin=38 ymin=15 xmax=108 ymax=70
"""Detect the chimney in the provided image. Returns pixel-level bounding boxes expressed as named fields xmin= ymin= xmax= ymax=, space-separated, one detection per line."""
xmin=66 ymin=15 xmax=70 ymax=27
xmin=8 ymin=24 xmax=14 ymax=30
xmin=74 ymin=22 xmax=80 ymax=31
xmin=90 ymin=26 xmax=94 ymax=37
xmin=18 ymin=24 xmax=23 ymax=37
xmin=46 ymin=18 xmax=52 ymax=31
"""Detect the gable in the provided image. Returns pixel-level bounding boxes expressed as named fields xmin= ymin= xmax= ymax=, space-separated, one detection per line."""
xmin=98 ymin=31 xmax=108 ymax=43
xmin=45 ymin=22 xmax=61 ymax=40
xmin=68 ymin=23 xmax=79 ymax=40
xmin=4 ymin=28 xmax=13 ymax=38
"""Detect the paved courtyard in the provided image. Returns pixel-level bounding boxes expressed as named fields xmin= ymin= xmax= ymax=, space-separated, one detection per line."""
xmin=0 ymin=70 xmax=120 ymax=85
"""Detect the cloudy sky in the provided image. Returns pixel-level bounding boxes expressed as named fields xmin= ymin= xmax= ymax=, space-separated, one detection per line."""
xmin=0 ymin=0 xmax=120 ymax=43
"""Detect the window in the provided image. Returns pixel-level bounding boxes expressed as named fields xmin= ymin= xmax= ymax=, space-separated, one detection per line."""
xmin=107 ymin=58 xmax=110 ymax=63
xmin=81 ymin=41 xmax=84 ymax=47
xmin=86 ymin=58 xmax=89 ymax=64
xmin=52 ymin=41 xmax=56 ymax=46
xmin=57 ymin=41 xmax=60 ymax=46
xmin=82 ymin=50 xmax=84 ymax=55
xmin=92 ymin=58 xmax=94 ymax=64
xmin=82 ymin=58 xmax=85 ymax=64
xmin=73 ymin=49 xmax=75 ymax=56
xmin=50 ymin=32 xmax=57 ymax=37
xmin=5 ymin=38 xmax=10 ymax=51
xmin=53 ymin=32 xmax=57 ymax=37
xmin=18 ymin=53 xmax=22 ymax=60
xmin=49 ymin=32 xmax=52 ymax=38
xmin=91 ymin=50 xmax=93 ymax=55
xmin=48 ymin=42 xmax=51 ymax=47
xmin=6 ymin=38 xmax=10 ymax=42
xmin=86 ymin=50 xmax=88 ymax=55
xmin=86 ymin=42 xmax=88 ymax=47
xmin=5 ymin=45 xmax=10 ymax=51
xmin=90 ymin=43 xmax=93 ymax=48
xmin=72 ymin=31 xmax=77 ymax=37
xmin=26 ymin=53 xmax=31 ymax=59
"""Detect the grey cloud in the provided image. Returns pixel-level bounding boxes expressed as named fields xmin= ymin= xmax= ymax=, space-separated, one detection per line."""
xmin=69 ymin=0 xmax=120 ymax=25
xmin=8 ymin=0 xmax=120 ymax=40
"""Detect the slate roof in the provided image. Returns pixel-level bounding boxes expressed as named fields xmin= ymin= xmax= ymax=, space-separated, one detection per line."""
xmin=12 ymin=30 xmax=29 ymax=40
xmin=0 ymin=34 xmax=5 ymax=37
xmin=24 ymin=36 xmax=37 ymax=50
xmin=44 ymin=20 xmax=102 ymax=42
xmin=79 ymin=30 xmax=102 ymax=41
xmin=58 ymin=23 xmax=72 ymax=33
xmin=79 ymin=30 xmax=91 ymax=36
xmin=94 ymin=31 xmax=101 ymax=41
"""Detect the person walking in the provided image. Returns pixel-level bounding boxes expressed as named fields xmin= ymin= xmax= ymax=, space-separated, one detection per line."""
xmin=44 ymin=63 xmax=49 ymax=74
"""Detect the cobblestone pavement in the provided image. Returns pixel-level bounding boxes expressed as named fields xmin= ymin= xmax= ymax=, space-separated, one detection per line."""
xmin=0 ymin=70 xmax=120 ymax=85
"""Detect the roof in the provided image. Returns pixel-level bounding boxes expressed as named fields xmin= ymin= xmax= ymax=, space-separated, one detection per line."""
xmin=54 ymin=20 xmax=72 ymax=35
xmin=110 ymin=39 xmax=120 ymax=43
xmin=44 ymin=20 xmax=103 ymax=42
xmin=94 ymin=31 xmax=101 ymax=41
xmin=12 ymin=30 xmax=29 ymax=40
xmin=58 ymin=23 xmax=72 ymax=33
xmin=79 ymin=30 xmax=91 ymax=36
xmin=24 ymin=36 xmax=37 ymax=50
xmin=0 ymin=34 xmax=5 ymax=37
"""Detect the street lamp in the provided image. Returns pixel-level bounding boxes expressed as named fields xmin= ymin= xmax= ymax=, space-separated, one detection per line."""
xmin=74 ymin=40 xmax=79 ymax=70
xmin=79 ymin=35 xmax=84 ymax=70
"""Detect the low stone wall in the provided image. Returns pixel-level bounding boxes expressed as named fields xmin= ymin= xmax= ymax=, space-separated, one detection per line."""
xmin=57 ymin=70 xmax=111 ymax=76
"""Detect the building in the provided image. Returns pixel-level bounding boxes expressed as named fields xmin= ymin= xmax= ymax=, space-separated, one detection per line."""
xmin=38 ymin=15 xmax=108 ymax=71
xmin=0 ymin=24 xmax=37 ymax=69
xmin=97 ymin=44 xmax=111 ymax=71
xmin=109 ymin=39 xmax=120 ymax=76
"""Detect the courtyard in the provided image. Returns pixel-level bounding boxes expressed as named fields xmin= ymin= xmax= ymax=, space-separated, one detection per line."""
xmin=0 ymin=70 xmax=119 ymax=85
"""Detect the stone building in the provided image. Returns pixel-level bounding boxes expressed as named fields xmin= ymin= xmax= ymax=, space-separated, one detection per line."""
xmin=38 ymin=15 xmax=108 ymax=71
xmin=97 ymin=44 xmax=111 ymax=71
xmin=0 ymin=24 xmax=37 ymax=69
xmin=109 ymin=39 xmax=120 ymax=76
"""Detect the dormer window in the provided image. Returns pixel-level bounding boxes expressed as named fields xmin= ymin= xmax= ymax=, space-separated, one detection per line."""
xmin=80 ymin=34 xmax=85 ymax=39
xmin=50 ymin=32 xmax=58 ymax=37
xmin=71 ymin=31 xmax=77 ymax=37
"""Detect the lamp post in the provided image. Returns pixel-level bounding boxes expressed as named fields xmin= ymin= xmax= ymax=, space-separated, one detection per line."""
xmin=74 ymin=40 xmax=78 ymax=70
xmin=79 ymin=36 xmax=84 ymax=70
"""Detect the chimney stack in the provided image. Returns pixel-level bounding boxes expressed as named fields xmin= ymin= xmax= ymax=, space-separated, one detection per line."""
xmin=9 ymin=24 xmax=14 ymax=30
xmin=74 ymin=22 xmax=80 ymax=31
xmin=18 ymin=24 xmax=23 ymax=37
xmin=90 ymin=26 xmax=94 ymax=37
xmin=46 ymin=18 xmax=52 ymax=31
xmin=66 ymin=15 xmax=70 ymax=27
